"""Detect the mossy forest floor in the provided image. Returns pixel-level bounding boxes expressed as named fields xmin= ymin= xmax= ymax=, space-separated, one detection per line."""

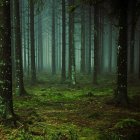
xmin=0 ymin=74 xmax=140 ymax=140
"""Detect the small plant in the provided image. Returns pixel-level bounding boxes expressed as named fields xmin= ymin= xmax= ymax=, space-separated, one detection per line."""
xmin=69 ymin=129 xmax=78 ymax=140
xmin=114 ymin=118 xmax=140 ymax=129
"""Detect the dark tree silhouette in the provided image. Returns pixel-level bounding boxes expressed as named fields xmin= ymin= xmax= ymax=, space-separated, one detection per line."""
xmin=52 ymin=0 xmax=56 ymax=75
xmin=14 ymin=0 xmax=26 ymax=96
xmin=0 ymin=0 xmax=15 ymax=119
xmin=115 ymin=0 xmax=128 ymax=105
xmin=129 ymin=0 xmax=137 ymax=74
xmin=61 ymin=0 xmax=66 ymax=81
xmin=30 ymin=0 xmax=36 ymax=84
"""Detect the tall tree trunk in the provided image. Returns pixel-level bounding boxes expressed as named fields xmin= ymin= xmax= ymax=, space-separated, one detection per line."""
xmin=38 ymin=14 xmax=43 ymax=72
xmin=139 ymin=35 xmax=140 ymax=79
xmin=129 ymin=0 xmax=137 ymax=74
xmin=93 ymin=5 xmax=99 ymax=84
xmin=14 ymin=0 xmax=26 ymax=96
xmin=101 ymin=10 xmax=104 ymax=73
xmin=68 ymin=0 xmax=76 ymax=85
xmin=108 ymin=21 xmax=112 ymax=72
xmin=30 ymin=0 xmax=36 ymax=83
xmin=52 ymin=0 xmax=56 ymax=75
xmin=81 ymin=5 xmax=86 ymax=73
xmin=61 ymin=0 xmax=66 ymax=81
xmin=22 ymin=0 xmax=26 ymax=73
xmin=11 ymin=0 xmax=16 ymax=83
xmin=88 ymin=6 xmax=92 ymax=74
xmin=27 ymin=1 xmax=30 ymax=76
xmin=115 ymin=0 xmax=128 ymax=106
xmin=0 ymin=0 xmax=15 ymax=119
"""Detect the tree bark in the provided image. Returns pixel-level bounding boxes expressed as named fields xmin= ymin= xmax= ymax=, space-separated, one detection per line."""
xmin=0 ymin=0 xmax=15 ymax=119
xmin=108 ymin=21 xmax=112 ymax=72
xmin=30 ymin=0 xmax=36 ymax=83
xmin=115 ymin=0 xmax=128 ymax=106
xmin=139 ymin=34 xmax=140 ymax=79
xmin=14 ymin=0 xmax=26 ymax=96
xmin=129 ymin=0 xmax=137 ymax=74
xmin=68 ymin=0 xmax=76 ymax=85
xmin=88 ymin=6 xmax=92 ymax=74
xmin=52 ymin=0 xmax=56 ymax=75
xmin=38 ymin=14 xmax=43 ymax=72
xmin=81 ymin=5 xmax=86 ymax=73
xmin=93 ymin=5 xmax=99 ymax=84
xmin=61 ymin=0 xmax=66 ymax=81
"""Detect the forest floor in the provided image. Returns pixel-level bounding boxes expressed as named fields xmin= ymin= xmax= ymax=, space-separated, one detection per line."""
xmin=0 ymin=74 xmax=140 ymax=140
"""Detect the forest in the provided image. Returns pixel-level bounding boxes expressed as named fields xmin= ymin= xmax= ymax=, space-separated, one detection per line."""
xmin=0 ymin=0 xmax=140 ymax=139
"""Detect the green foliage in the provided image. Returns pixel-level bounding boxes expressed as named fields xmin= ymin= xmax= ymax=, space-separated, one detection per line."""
xmin=103 ymin=132 xmax=122 ymax=140
xmin=8 ymin=129 xmax=33 ymax=140
xmin=114 ymin=118 xmax=140 ymax=129
xmin=69 ymin=129 xmax=78 ymax=140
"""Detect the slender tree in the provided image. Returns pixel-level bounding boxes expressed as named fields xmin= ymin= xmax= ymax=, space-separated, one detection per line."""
xmin=81 ymin=5 xmax=86 ymax=73
xmin=38 ymin=14 xmax=43 ymax=72
xmin=139 ymin=36 xmax=140 ymax=79
xmin=52 ymin=0 xmax=56 ymax=75
xmin=14 ymin=0 xmax=26 ymax=96
xmin=129 ymin=0 xmax=137 ymax=74
xmin=27 ymin=0 xmax=30 ymax=76
xmin=23 ymin=0 xmax=27 ymax=72
xmin=30 ymin=0 xmax=36 ymax=83
xmin=88 ymin=5 xmax=92 ymax=74
xmin=61 ymin=0 xmax=66 ymax=81
xmin=11 ymin=0 xmax=16 ymax=82
xmin=108 ymin=21 xmax=112 ymax=72
xmin=93 ymin=4 xmax=99 ymax=84
xmin=0 ymin=0 xmax=15 ymax=119
xmin=68 ymin=0 xmax=76 ymax=85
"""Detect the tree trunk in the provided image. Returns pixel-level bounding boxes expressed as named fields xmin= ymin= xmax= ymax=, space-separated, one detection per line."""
xmin=108 ymin=21 xmax=112 ymax=73
xmin=61 ymin=0 xmax=66 ymax=81
xmin=11 ymin=0 xmax=16 ymax=83
xmin=93 ymin=5 xmax=99 ymax=84
xmin=52 ymin=0 xmax=56 ymax=75
xmin=115 ymin=0 xmax=128 ymax=106
xmin=101 ymin=10 xmax=104 ymax=73
xmin=38 ymin=14 xmax=43 ymax=72
xmin=0 ymin=0 xmax=15 ymax=119
xmin=129 ymin=0 xmax=137 ymax=74
xmin=139 ymin=35 xmax=140 ymax=79
xmin=27 ymin=0 xmax=30 ymax=76
xmin=81 ymin=5 xmax=86 ymax=73
xmin=30 ymin=0 xmax=36 ymax=83
xmin=88 ymin=6 xmax=92 ymax=74
xmin=14 ymin=0 xmax=26 ymax=96
xmin=68 ymin=0 xmax=76 ymax=85
xmin=22 ymin=0 xmax=27 ymax=73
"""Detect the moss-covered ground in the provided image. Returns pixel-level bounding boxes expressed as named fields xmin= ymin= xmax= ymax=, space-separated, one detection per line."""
xmin=0 ymin=74 xmax=140 ymax=140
